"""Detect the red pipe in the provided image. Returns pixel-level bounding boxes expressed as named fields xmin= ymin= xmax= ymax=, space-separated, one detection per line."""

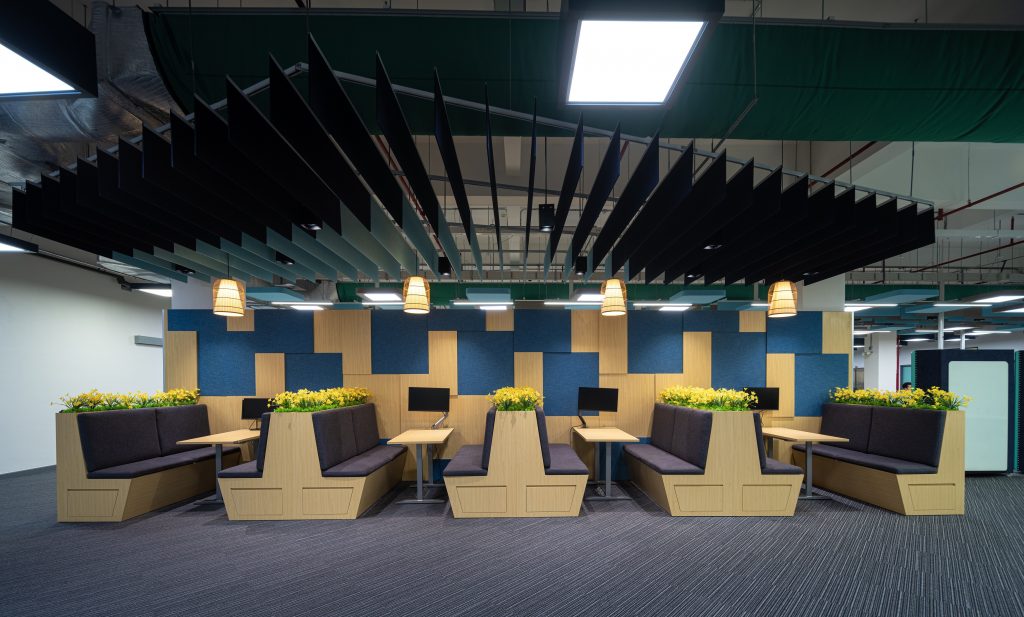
xmin=912 ymin=238 xmax=1024 ymax=272
xmin=936 ymin=180 xmax=1024 ymax=221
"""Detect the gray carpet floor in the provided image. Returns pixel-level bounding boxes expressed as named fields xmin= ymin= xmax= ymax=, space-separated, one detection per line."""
xmin=2 ymin=470 xmax=1023 ymax=617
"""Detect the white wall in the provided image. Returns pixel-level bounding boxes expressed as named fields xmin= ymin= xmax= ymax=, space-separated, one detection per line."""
xmin=864 ymin=332 xmax=899 ymax=390
xmin=0 ymin=256 xmax=168 ymax=474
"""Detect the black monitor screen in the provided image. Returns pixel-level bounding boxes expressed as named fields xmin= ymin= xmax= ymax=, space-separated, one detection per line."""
xmin=242 ymin=398 xmax=273 ymax=420
xmin=408 ymin=387 xmax=450 ymax=412
xmin=744 ymin=387 xmax=779 ymax=410
xmin=577 ymin=387 xmax=618 ymax=415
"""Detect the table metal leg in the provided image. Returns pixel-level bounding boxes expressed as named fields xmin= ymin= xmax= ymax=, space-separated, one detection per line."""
xmin=397 ymin=443 xmax=446 ymax=505
xmin=195 ymin=444 xmax=225 ymax=506
xmin=605 ymin=442 xmax=613 ymax=497
xmin=798 ymin=441 xmax=830 ymax=501
xmin=584 ymin=442 xmax=632 ymax=502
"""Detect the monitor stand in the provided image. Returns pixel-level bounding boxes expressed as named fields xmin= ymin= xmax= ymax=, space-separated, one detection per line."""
xmin=577 ymin=411 xmax=588 ymax=429
xmin=248 ymin=419 xmax=261 ymax=430
xmin=431 ymin=411 xmax=449 ymax=430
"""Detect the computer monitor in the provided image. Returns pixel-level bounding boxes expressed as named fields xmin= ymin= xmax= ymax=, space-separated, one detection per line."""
xmin=242 ymin=398 xmax=274 ymax=428
xmin=744 ymin=387 xmax=779 ymax=410
xmin=408 ymin=387 xmax=450 ymax=429
xmin=577 ymin=387 xmax=618 ymax=428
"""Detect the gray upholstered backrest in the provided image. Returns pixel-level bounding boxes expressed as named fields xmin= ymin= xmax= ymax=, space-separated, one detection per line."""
xmin=819 ymin=403 xmax=873 ymax=452
xmin=535 ymin=406 xmax=551 ymax=468
xmin=154 ymin=405 xmax=211 ymax=455
xmin=868 ymin=407 xmax=947 ymax=467
xmin=650 ymin=404 xmax=676 ymax=452
xmin=256 ymin=412 xmax=272 ymax=472
xmin=480 ymin=407 xmax=497 ymax=469
xmin=752 ymin=413 xmax=767 ymax=470
xmin=77 ymin=408 xmax=162 ymax=472
xmin=311 ymin=408 xmax=358 ymax=470
xmin=350 ymin=403 xmax=380 ymax=454
xmin=669 ymin=407 xmax=714 ymax=469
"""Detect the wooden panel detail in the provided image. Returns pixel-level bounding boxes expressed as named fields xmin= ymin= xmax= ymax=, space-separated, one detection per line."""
xmin=255 ymin=353 xmax=285 ymax=398
xmin=486 ymin=310 xmax=514 ymax=331
xmin=599 ymin=373 xmax=656 ymax=438
xmin=514 ymin=352 xmax=544 ymax=394
xmin=439 ymin=395 xmax=490 ymax=459
xmin=545 ymin=415 xmax=577 ymax=445
xmin=313 ymin=310 xmax=372 ymax=374
xmin=346 ymin=374 xmax=402 ymax=438
xmin=231 ymin=489 xmax=284 ymax=516
xmin=301 ymin=487 xmax=354 ymax=515
xmin=822 ymin=311 xmax=853 ymax=386
xmin=766 ymin=353 xmax=795 ymax=418
xmin=66 ymin=489 xmax=118 ymax=518
xmin=598 ymin=313 xmax=628 ymax=374
xmin=653 ymin=331 xmax=713 ymax=393
xmin=226 ymin=309 xmax=255 ymax=332
xmin=164 ymin=330 xmax=197 ymax=390
xmin=571 ymin=310 xmax=600 ymax=352
xmin=526 ymin=485 xmax=578 ymax=513
xmin=200 ymin=396 xmax=249 ymax=434
xmin=455 ymin=486 xmax=507 ymax=513
xmin=739 ymin=311 xmax=767 ymax=333
xmin=673 ymin=485 xmax=725 ymax=513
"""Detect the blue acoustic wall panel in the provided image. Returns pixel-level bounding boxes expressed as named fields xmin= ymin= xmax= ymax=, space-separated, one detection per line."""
xmin=514 ymin=310 xmax=571 ymax=352
xmin=794 ymin=353 xmax=849 ymax=417
xmin=167 ymin=309 xmax=221 ymax=332
xmin=457 ymin=332 xmax=515 ymax=395
xmin=712 ymin=333 xmax=767 ymax=389
xmin=427 ymin=309 xmax=485 ymax=332
xmin=285 ymin=353 xmax=343 ymax=392
xmin=767 ymin=311 xmax=822 ymax=354
xmin=371 ymin=311 xmax=429 ymax=374
xmin=197 ymin=333 xmax=256 ymax=396
xmin=542 ymin=352 xmax=599 ymax=416
xmin=683 ymin=311 xmax=739 ymax=333
xmin=250 ymin=311 xmax=314 ymax=353
xmin=628 ymin=311 xmax=683 ymax=374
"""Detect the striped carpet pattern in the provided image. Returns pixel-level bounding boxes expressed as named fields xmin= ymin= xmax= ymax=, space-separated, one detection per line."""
xmin=2 ymin=470 xmax=1023 ymax=617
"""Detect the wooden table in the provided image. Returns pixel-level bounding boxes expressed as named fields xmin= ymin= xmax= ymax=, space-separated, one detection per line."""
xmin=178 ymin=429 xmax=261 ymax=504
xmin=573 ymin=427 xmax=639 ymax=501
xmin=761 ymin=427 xmax=849 ymax=500
xmin=388 ymin=428 xmax=455 ymax=504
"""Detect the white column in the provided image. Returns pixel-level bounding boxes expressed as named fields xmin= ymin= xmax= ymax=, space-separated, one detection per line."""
xmin=171 ymin=278 xmax=212 ymax=310
xmin=863 ymin=332 xmax=899 ymax=391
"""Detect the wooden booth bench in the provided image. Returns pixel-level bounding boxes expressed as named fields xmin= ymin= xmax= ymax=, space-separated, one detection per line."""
xmin=217 ymin=404 xmax=407 ymax=520
xmin=443 ymin=407 xmax=589 ymax=518
xmin=792 ymin=404 xmax=964 ymax=515
xmin=57 ymin=405 xmax=241 ymax=522
xmin=624 ymin=405 xmax=804 ymax=517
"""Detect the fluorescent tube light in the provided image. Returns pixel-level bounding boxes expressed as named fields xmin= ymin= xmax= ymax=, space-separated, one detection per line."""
xmin=914 ymin=326 xmax=973 ymax=333
xmin=567 ymin=20 xmax=705 ymax=104
xmin=479 ymin=305 xmax=508 ymax=312
xmin=543 ymin=301 xmax=602 ymax=307
xmin=452 ymin=300 xmax=514 ymax=306
xmin=139 ymin=288 xmax=173 ymax=298
xmin=271 ymin=301 xmax=333 ymax=306
xmin=0 ymin=42 xmax=77 ymax=98
xmin=289 ymin=305 xmax=324 ymax=311
xmin=360 ymin=291 xmax=402 ymax=302
xmin=973 ymin=295 xmax=1024 ymax=304
xmin=633 ymin=302 xmax=693 ymax=309
xmin=934 ymin=303 xmax=988 ymax=308
xmin=575 ymin=293 xmax=604 ymax=302
xmin=361 ymin=301 xmax=404 ymax=307
xmin=969 ymin=330 xmax=1012 ymax=335
xmin=659 ymin=306 xmax=691 ymax=312
xmin=749 ymin=303 xmax=770 ymax=307
xmin=902 ymin=337 xmax=930 ymax=342
xmin=999 ymin=307 xmax=1024 ymax=314
xmin=852 ymin=330 xmax=892 ymax=335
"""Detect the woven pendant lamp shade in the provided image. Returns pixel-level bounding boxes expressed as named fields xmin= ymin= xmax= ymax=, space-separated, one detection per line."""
xmin=767 ymin=280 xmax=798 ymax=318
xmin=212 ymin=278 xmax=246 ymax=317
xmin=600 ymin=278 xmax=627 ymax=317
xmin=403 ymin=276 xmax=430 ymax=314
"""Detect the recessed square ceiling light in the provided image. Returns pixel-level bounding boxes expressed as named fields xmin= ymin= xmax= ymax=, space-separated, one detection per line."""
xmin=361 ymin=291 xmax=402 ymax=302
xmin=0 ymin=43 xmax=76 ymax=98
xmin=567 ymin=20 xmax=706 ymax=105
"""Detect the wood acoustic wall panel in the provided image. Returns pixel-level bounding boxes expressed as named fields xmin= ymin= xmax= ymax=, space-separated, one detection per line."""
xmin=164 ymin=330 xmax=198 ymax=390
xmin=571 ymin=311 xmax=600 ymax=352
xmin=514 ymin=352 xmax=544 ymax=394
xmin=199 ymin=396 xmax=250 ymax=435
xmin=654 ymin=332 xmax=713 ymax=392
xmin=766 ymin=353 xmax=795 ymax=418
xmin=345 ymin=374 xmax=402 ymax=438
xmin=739 ymin=311 xmax=766 ymax=333
xmin=486 ymin=311 xmax=514 ymax=331
xmin=439 ymin=395 xmax=490 ymax=458
xmin=599 ymin=314 xmax=628 ymax=374
xmin=255 ymin=353 xmax=285 ymax=398
xmin=546 ymin=415 xmax=577 ymax=445
xmin=314 ymin=310 xmax=372 ymax=374
xmin=599 ymin=373 xmax=656 ymax=437
xmin=822 ymin=311 xmax=853 ymax=386
xmin=226 ymin=309 xmax=255 ymax=332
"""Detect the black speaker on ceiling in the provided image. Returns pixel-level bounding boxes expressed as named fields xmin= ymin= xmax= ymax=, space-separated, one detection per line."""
xmin=538 ymin=204 xmax=554 ymax=232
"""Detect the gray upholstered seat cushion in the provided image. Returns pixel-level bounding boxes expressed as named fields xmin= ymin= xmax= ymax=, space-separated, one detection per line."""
xmin=669 ymin=407 xmax=713 ymax=469
xmin=77 ymin=408 xmax=162 ymax=472
xmin=793 ymin=443 xmax=938 ymax=474
xmin=311 ymin=408 xmax=358 ymax=470
xmin=154 ymin=405 xmax=211 ymax=455
xmin=350 ymin=404 xmax=381 ymax=454
xmin=650 ymin=404 xmax=676 ymax=452
xmin=819 ymin=403 xmax=873 ymax=452
xmin=535 ymin=407 xmax=552 ymax=468
xmin=623 ymin=443 xmax=703 ymax=474
xmin=322 ymin=444 xmax=406 ymax=477
xmin=480 ymin=407 xmax=497 ymax=469
xmin=88 ymin=446 xmax=240 ymax=479
xmin=868 ymin=407 xmax=946 ymax=467
xmin=763 ymin=458 xmax=803 ymax=475
xmin=218 ymin=460 xmax=260 ymax=478
xmin=546 ymin=444 xmax=588 ymax=475
xmin=443 ymin=445 xmax=487 ymax=477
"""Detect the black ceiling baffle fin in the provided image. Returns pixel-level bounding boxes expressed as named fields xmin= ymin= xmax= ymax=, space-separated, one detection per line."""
xmin=268 ymin=55 xmax=371 ymax=231
xmin=523 ymin=99 xmax=538 ymax=278
xmin=17 ymin=182 xmax=110 ymax=258
xmin=547 ymin=119 xmax=585 ymax=271
xmin=720 ymin=173 xmax=806 ymax=284
xmin=434 ymin=69 xmax=483 ymax=277
xmin=610 ymin=143 xmax=694 ymax=276
xmin=39 ymin=175 xmax=133 ymax=256
xmin=589 ymin=132 xmax=660 ymax=271
xmin=797 ymin=196 xmax=904 ymax=283
xmin=141 ymin=126 xmax=264 ymax=244
xmin=224 ymin=77 xmax=338 ymax=233
xmin=374 ymin=53 xmax=461 ymax=278
xmin=565 ymin=125 xmax=621 ymax=279
xmin=307 ymin=36 xmax=402 ymax=226
xmin=664 ymin=159 xmax=755 ymax=285
xmin=63 ymin=164 xmax=170 ymax=254
xmin=634 ymin=153 xmax=727 ymax=283
xmin=736 ymin=175 xmax=812 ymax=284
xmin=703 ymin=167 xmax=784 ymax=285
xmin=484 ymin=85 xmax=503 ymax=269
